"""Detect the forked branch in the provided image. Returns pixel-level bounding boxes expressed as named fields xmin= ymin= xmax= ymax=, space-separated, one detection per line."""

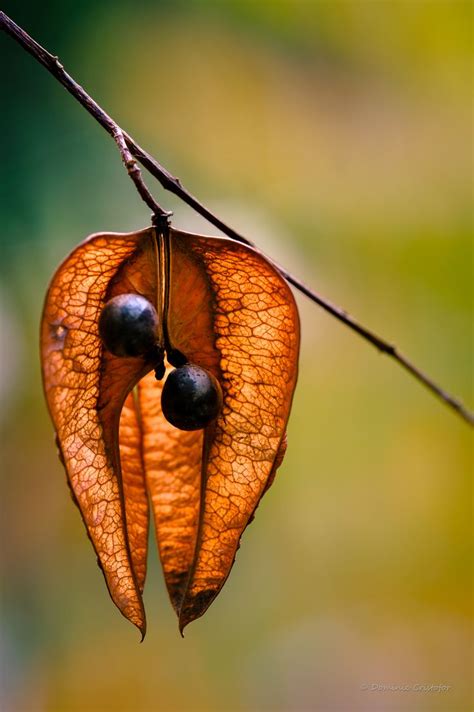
xmin=1 ymin=10 xmax=472 ymax=425
xmin=110 ymin=126 xmax=171 ymax=223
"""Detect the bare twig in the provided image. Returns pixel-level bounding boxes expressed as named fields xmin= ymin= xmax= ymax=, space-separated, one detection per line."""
xmin=0 ymin=12 xmax=168 ymax=220
xmin=1 ymin=10 xmax=472 ymax=425
xmin=111 ymin=126 xmax=171 ymax=221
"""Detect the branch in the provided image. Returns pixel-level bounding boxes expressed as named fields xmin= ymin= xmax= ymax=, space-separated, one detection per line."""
xmin=110 ymin=126 xmax=171 ymax=222
xmin=1 ymin=11 xmax=472 ymax=426
xmin=0 ymin=12 xmax=168 ymax=220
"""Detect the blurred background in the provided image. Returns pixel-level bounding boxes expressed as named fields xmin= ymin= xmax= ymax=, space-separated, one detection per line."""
xmin=0 ymin=1 xmax=472 ymax=711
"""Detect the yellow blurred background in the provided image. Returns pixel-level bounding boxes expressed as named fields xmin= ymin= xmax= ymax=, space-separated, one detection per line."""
xmin=0 ymin=2 xmax=472 ymax=711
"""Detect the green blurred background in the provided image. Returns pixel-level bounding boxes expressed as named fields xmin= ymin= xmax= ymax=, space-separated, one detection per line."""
xmin=0 ymin=1 xmax=472 ymax=711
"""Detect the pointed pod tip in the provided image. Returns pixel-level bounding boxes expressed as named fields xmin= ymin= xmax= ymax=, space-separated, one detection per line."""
xmin=178 ymin=607 xmax=198 ymax=637
xmin=177 ymin=588 xmax=218 ymax=634
xmin=178 ymin=610 xmax=194 ymax=637
xmin=138 ymin=622 xmax=147 ymax=643
xmin=177 ymin=609 xmax=187 ymax=638
xmin=129 ymin=610 xmax=146 ymax=642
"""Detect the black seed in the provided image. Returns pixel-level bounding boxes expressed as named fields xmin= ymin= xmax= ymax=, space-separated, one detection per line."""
xmin=161 ymin=364 xmax=223 ymax=431
xmin=99 ymin=293 xmax=159 ymax=357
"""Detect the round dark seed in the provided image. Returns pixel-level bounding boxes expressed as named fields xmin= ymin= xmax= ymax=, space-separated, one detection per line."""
xmin=161 ymin=364 xmax=223 ymax=431
xmin=99 ymin=293 xmax=159 ymax=357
